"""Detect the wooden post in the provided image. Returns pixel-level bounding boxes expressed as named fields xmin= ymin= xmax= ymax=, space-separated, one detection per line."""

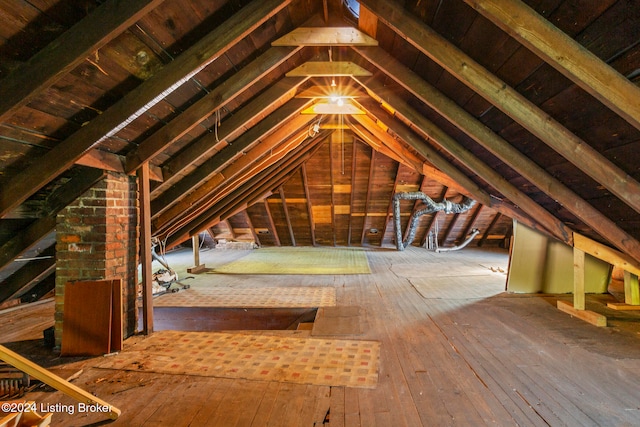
xmin=187 ymin=234 xmax=206 ymax=273
xmin=138 ymin=163 xmax=153 ymax=335
xmin=623 ymin=271 xmax=640 ymax=306
xmin=573 ymin=248 xmax=585 ymax=310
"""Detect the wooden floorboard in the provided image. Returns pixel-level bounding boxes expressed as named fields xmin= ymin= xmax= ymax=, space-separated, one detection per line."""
xmin=3 ymin=246 xmax=640 ymax=426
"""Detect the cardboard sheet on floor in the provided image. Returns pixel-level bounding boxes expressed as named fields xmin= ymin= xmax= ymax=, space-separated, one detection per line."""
xmin=312 ymin=306 xmax=364 ymax=336
xmin=61 ymin=279 xmax=122 ymax=356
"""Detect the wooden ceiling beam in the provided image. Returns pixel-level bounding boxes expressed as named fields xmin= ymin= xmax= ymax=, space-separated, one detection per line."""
xmin=359 ymin=0 xmax=640 ymax=217
xmin=125 ymin=47 xmax=303 ymax=173
xmin=272 ymin=27 xmax=378 ymax=46
xmin=354 ymin=46 xmax=640 ymax=262
xmin=0 ymin=0 xmax=165 ymax=123
xmin=463 ymin=0 xmax=640 ymax=131
xmin=0 ymin=0 xmax=291 ymax=218
xmin=76 ymin=149 xmax=163 ymax=182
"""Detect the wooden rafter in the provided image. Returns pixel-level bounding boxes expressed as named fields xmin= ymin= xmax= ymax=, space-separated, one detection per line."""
xmin=124 ymin=46 xmax=303 ymax=173
xmin=359 ymin=0 xmax=640 ymax=217
xmin=356 ymin=92 xmax=573 ymax=245
xmin=153 ymin=122 xmax=315 ymax=236
xmin=360 ymin=149 xmax=376 ymax=245
xmin=463 ymin=0 xmax=640 ymax=131
xmin=164 ymin=131 xmax=329 ymax=247
xmin=151 ymin=96 xmax=313 ymax=217
xmin=0 ymin=246 xmax=55 ymax=303
xmin=157 ymin=77 xmax=310 ymax=189
xmin=0 ymin=0 xmax=165 ymax=122
xmin=0 ymin=0 xmax=292 ymax=218
xmin=354 ymin=46 xmax=640 ymax=262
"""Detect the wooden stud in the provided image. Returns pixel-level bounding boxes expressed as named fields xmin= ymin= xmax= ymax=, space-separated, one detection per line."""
xmin=301 ymin=163 xmax=317 ymax=247
xmin=0 ymin=345 xmax=121 ymax=419
xmin=264 ymin=200 xmax=281 ymax=247
xmin=623 ymin=271 xmax=640 ymax=306
xmin=573 ymin=248 xmax=586 ymax=311
xmin=279 ymin=186 xmax=296 ymax=247
xmin=360 ymin=149 xmax=376 ymax=245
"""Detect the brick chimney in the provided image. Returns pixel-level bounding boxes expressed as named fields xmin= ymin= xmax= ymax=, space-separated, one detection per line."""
xmin=55 ymin=172 xmax=138 ymax=349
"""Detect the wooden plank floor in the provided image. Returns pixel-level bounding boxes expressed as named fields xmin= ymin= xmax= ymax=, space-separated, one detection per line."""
xmin=2 ymin=246 xmax=640 ymax=426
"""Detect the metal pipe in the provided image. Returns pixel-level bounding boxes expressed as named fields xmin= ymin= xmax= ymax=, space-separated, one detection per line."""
xmin=393 ymin=192 xmax=476 ymax=251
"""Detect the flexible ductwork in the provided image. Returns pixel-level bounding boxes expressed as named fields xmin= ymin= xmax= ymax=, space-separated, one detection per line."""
xmin=435 ymin=228 xmax=480 ymax=253
xmin=393 ymin=192 xmax=476 ymax=251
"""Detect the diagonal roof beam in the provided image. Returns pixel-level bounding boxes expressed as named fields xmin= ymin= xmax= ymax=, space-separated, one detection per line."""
xmin=0 ymin=0 xmax=165 ymax=123
xmin=359 ymin=0 xmax=640 ymax=217
xmin=0 ymin=0 xmax=292 ymax=218
xmin=349 ymin=104 xmax=493 ymax=207
xmin=124 ymin=46 xmax=303 ymax=173
xmin=164 ymin=131 xmax=329 ymax=248
xmin=348 ymin=118 xmax=468 ymax=195
xmin=355 ymin=46 xmax=640 ymax=262
xmin=0 ymin=168 xmax=104 ymax=270
xmin=157 ymin=77 xmax=310 ymax=189
xmin=356 ymin=87 xmax=572 ymax=244
xmin=463 ymin=0 xmax=640 ymax=131
xmin=153 ymin=117 xmax=316 ymax=236
xmin=150 ymin=96 xmax=313 ymax=217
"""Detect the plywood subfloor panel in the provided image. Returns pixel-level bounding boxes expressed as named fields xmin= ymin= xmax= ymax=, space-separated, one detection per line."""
xmin=154 ymin=286 xmax=336 ymax=308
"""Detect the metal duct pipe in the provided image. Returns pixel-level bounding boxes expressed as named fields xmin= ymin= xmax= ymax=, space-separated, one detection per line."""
xmin=393 ymin=192 xmax=476 ymax=251
xmin=435 ymin=228 xmax=480 ymax=253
